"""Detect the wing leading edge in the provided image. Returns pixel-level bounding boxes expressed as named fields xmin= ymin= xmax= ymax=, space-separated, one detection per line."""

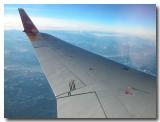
xmin=18 ymin=8 xmax=157 ymax=118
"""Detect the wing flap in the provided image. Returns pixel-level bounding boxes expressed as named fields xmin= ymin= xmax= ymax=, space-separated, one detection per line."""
xmin=57 ymin=92 xmax=106 ymax=118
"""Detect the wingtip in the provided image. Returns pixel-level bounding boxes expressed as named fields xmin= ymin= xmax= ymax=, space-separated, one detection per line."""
xmin=18 ymin=8 xmax=39 ymax=34
xmin=18 ymin=8 xmax=24 ymax=11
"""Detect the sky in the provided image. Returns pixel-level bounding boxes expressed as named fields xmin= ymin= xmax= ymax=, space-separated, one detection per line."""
xmin=4 ymin=4 xmax=156 ymax=38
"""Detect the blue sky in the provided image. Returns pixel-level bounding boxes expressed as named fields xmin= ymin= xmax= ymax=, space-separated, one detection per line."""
xmin=4 ymin=4 xmax=156 ymax=37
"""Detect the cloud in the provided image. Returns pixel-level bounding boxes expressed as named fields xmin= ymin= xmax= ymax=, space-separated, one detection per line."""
xmin=4 ymin=15 xmax=156 ymax=40
xmin=4 ymin=15 xmax=108 ymax=31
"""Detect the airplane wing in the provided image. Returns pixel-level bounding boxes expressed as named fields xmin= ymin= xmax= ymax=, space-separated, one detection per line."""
xmin=18 ymin=8 xmax=157 ymax=118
